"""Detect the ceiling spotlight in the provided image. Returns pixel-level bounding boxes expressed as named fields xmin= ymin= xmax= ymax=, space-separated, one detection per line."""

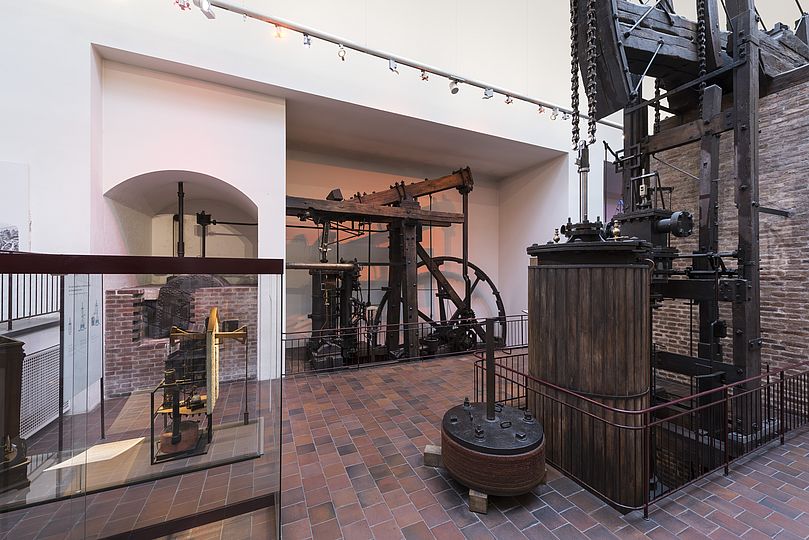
xmin=192 ymin=0 xmax=215 ymax=19
xmin=420 ymin=70 xmax=429 ymax=81
xmin=562 ymin=111 xmax=571 ymax=120
xmin=274 ymin=25 xmax=285 ymax=38
xmin=174 ymin=0 xmax=192 ymax=10
xmin=537 ymin=105 xmax=545 ymax=114
xmin=505 ymin=95 xmax=514 ymax=105
xmin=551 ymin=107 xmax=560 ymax=120
xmin=303 ymin=34 xmax=312 ymax=47
xmin=389 ymin=59 xmax=399 ymax=75
xmin=483 ymin=88 xmax=494 ymax=99
xmin=338 ymin=45 xmax=347 ymax=62
xmin=449 ymin=80 xmax=460 ymax=94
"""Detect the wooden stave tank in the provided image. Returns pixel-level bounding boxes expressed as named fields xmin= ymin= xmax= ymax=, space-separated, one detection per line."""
xmin=526 ymin=241 xmax=651 ymax=510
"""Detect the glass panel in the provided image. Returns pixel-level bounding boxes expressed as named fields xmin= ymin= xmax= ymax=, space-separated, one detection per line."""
xmin=1 ymin=267 xmax=282 ymax=539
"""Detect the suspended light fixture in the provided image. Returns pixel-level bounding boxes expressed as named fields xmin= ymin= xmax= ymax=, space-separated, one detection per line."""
xmin=420 ymin=70 xmax=429 ymax=81
xmin=337 ymin=45 xmax=347 ymax=61
xmin=303 ymin=33 xmax=312 ymax=47
xmin=537 ymin=105 xmax=546 ymax=114
xmin=449 ymin=80 xmax=460 ymax=94
xmin=483 ymin=88 xmax=494 ymax=99
xmin=389 ymin=59 xmax=399 ymax=75
xmin=174 ymin=0 xmax=191 ymax=10
xmin=505 ymin=95 xmax=514 ymax=105
xmin=274 ymin=24 xmax=285 ymax=38
xmin=551 ymin=107 xmax=560 ymax=120
xmin=192 ymin=0 xmax=215 ymax=19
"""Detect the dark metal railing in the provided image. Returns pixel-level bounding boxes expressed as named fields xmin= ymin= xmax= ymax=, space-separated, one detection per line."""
xmin=282 ymin=314 xmax=528 ymax=375
xmin=1 ymin=273 xmax=61 ymax=330
xmin=473 ymin=332 xmax=809 ymax=517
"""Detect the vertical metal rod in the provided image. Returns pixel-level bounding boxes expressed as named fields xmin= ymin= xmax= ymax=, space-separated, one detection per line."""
xmin=58 ymin=276 xmax=65 ymax=452
xmin=6 ymin=273 xmax=11 ymax=331
xmin=780 ymin=371 xmax=786 ymax=445
xmin=462 ymin=191 xmax=471 ymax=309
xmin=100 ymin=376 xmax=106 ymax=440
xmin=177 ymin=182 xmax=185 ymax=258
xmin=485 ymin=318 xmax=496 ymax=421
xmin=724 ymin=387 xmax=730 ymax=475
xmin=201 ymin=224 xmax=207 ymax=258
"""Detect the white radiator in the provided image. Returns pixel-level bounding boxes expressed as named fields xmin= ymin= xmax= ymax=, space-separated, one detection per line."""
xmin=20 ymin=345 xmax=64 ymax=439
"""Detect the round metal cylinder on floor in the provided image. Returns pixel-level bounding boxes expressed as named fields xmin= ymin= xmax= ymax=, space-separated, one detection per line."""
xmin=526 ymin=240 xmax=651 ymax=510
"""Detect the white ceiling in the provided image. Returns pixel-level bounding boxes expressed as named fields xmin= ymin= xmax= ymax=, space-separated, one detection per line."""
xmin=98 ymin=46 xmax=564 ymax=196
xmin=285 ymin=97 xmax=562 ymax=179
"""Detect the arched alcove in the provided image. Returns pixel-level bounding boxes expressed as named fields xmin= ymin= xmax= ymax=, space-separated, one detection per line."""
xmin=104 ymin=170 xmax=259 ymax=259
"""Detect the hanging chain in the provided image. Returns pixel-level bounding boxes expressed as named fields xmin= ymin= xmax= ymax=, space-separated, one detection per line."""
xmin=697 ymin=0 xmax=708 ymax=116
xmin=585 ymin=0 xmax=598 ymax=145
xmin=654 ymin=78 xmax=662 ymax=134
xmin=570 ymin=0 xmax=581 ymax=149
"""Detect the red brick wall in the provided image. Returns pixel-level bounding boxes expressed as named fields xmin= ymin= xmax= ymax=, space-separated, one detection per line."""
xmin=191 ymin=286 xmax=258 ymax=382
xmin=103 ymin=286 xmax=258 ymax=398
xmin=654 ymin=80 xmax=809 ymax=374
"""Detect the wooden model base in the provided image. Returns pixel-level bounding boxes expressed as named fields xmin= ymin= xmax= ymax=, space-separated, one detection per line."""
xmin=156 ymin=421 xmax=207 ymax=462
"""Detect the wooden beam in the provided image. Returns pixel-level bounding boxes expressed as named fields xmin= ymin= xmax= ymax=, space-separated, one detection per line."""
xmin=645 ymin=107 xmax=735 ymax=154
xmin=286 ymin=196 xmax=465 ymax=225
xmin=765 ymin=63 xmax=809 ymax=95
xmin=350 ymin=168 xmax=473 ymax=206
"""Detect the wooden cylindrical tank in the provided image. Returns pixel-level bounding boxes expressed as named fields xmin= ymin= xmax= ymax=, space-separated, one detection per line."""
xmin=526 ymin=240 xmax=651 ymax=510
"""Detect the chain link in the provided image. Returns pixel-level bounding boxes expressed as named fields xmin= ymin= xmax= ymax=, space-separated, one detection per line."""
xmin=654 ymin=78 xmax=662 ymax=134
xmin=570 ymin=0 xmax=581 ymax=149
xmin=585 ymin=0 xmax=598 ymax=145
xmin=697 ymin=0 xmax=707 ymax=116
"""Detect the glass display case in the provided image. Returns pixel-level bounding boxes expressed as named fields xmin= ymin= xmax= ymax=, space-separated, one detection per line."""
xmin=0 ymin=253 xmax=283 ymax=539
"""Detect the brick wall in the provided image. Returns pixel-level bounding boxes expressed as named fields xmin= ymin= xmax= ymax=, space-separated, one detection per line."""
xmin=104 ymin=286 xmax=258 ymax=398
xmin=191 ymin=286 xmax=258 ymax=382
xmin=654 ymin=80 xmax=809 ymax=374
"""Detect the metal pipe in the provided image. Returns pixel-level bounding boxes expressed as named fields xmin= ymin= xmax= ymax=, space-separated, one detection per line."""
xmin=209 ymin=0 xmax=622 ymax=130
xmin=286 ymin=262 xmax=357 ymax=271
xmin=462 ymin=190 xmax=471 ymax=308
xmin=485 ymin=318 xmax=496 ymax=421
xmin=177 ymin=182 xmax=185 ymax=258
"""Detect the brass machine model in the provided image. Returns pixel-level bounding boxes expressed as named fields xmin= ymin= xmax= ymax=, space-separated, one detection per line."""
xmin=151 ymin=307 xmax=247 ymax=463
xmin=0 ymin=336 xmax=29 ymax=495
xmin=287 ymin=168 xmax=507 ymax=368
xmin=526 ymin=0 xmax=809 ymax=510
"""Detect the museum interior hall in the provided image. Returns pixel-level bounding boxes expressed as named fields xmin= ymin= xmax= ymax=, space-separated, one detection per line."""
xmin=2 ymin=1 xmax=809 ymax=539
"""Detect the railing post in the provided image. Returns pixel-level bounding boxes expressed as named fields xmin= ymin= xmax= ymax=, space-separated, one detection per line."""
xmin=780 ymin=370 xmax=786 ymax=445
xmin=724 ymin=387 xmax=730 ymax=475
xmin=7 ymin=273 xmax=12 ymax=331
xmin=643 ymin=410 xmax=650 ymax=519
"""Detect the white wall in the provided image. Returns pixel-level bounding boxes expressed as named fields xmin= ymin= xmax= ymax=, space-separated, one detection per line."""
xmin=498 ymin=156 xmax=571 ymax=316
xmin=101 ymin=62 xmax=284 ymax=258
xmin=286 ymin=156 xmax=500 ymax=332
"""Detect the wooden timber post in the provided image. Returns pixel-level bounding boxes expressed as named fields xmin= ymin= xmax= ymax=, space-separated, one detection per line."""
xmin=697 ymin=85 xmax=723 ymax=363
xmin=728 ymin=1 xmax=762 ymax=384
xmin=729 ymin=0 xmax=762 ymax=435
xmin=386 ymin=222 xmax=403 ymax=350
xmin=401 ymin=219 xmax=420 ymax=358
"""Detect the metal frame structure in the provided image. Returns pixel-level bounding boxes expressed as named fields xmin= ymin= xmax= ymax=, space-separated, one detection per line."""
xmin=575 ymin=0 xmax=809 ymax=422
xmin=286 ymin=168 xmax=507 ymax=367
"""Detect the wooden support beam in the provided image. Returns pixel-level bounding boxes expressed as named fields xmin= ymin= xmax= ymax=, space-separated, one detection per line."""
xmin=401 ymin=221 xmax=420 ymax=359
xmin=697 ymin=85 xmax=723 ymax=363
xmin=386 ymin=224 xmax=403 ymax=351
xmin=728 ymin=3 xmax=762 ymax=385
xmin=286 ymin=196 xmax=464 ymax=225
xmin=765 ymin=63 xmax=809 ymax=95
xmin=350 ymin=168 xmax=473 ymax=206
xmin=645 ymin=107 xmax=735 ymax=154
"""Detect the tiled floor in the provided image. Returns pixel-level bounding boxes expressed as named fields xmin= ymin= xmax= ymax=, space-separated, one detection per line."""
xmin=280 ymin=354 xmax=809 ymax=539
xmin=0 ymin=380 xmax=280 ymax=540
